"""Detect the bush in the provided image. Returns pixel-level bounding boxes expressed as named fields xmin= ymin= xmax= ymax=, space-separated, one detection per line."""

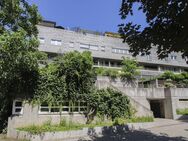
xmin=96 ymin=88 xmax=132 ymax=120
xmin=176 ymin=108 xmax=188 ymax=115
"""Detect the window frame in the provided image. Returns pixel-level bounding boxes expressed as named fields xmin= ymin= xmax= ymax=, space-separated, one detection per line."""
xmin=38 ymin=101 xmax=88 ymax=115
xmin=12 ymin=100 xmax=23 ymax=115
xmin=50 ymin=39 xmax=62 ymax=46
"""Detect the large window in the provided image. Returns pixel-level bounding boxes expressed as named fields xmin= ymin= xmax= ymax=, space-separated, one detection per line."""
xmin=90 ymin=45 xmax=99 ymax=51
xmin=39 ymin=101 xmax=87 ymax=114
xmin=80 ymin=43 xmax=89 ymax=49
xmin=112 ymin=48 xmax=129 ymax=55
xmin=80 ymin=43 xmax=99 ymax=51
xmin=13 ymin=100 xmax=23 ymax=115
xmin=51 ymin=39 xmax=62 ymax=46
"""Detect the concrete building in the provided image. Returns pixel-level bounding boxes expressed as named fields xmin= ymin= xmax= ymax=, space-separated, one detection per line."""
xmin=37 ymin=21 xmax=188 ymax=78
xmin=7 ymin=21 xmax=188 ymax=135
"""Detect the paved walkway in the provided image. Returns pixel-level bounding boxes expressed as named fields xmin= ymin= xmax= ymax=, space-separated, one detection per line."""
xmin=1 ymin=119 xmax=188 ymax=141
xmin=63 ymin=119 xmax=188 ymax=141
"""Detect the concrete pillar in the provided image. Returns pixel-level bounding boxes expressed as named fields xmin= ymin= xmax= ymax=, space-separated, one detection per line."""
xmin=158 ymin=66 xmax=161 ymax=71
xmin=108 ymin=61 xmax=111 ymax=67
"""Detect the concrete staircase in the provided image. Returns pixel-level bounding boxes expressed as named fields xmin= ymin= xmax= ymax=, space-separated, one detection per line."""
xmin=96 ymin=77 xmax=153 ymax=117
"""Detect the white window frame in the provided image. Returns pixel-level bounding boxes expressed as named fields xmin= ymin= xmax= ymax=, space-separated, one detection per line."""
xmin=101 ymin=46 xmax=105 ymax=52
xmin=38 ymin=101 xmax=88 ymax=114
xmin=51 ymin=39 xmax=62 ymax=46
xmin=90 ymin=45 xmax=99 ymax=51
xmin=80 ymin=43 xmax=89 ymax=49
xmin=39 ymin=37 xmax=45 ymax=44
xmin=12 ymin=100 xmax=23 ymax=115
xmin=69 ymin=42 xmax=74 ymax=48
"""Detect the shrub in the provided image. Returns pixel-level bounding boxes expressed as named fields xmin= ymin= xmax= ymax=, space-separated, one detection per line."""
xmin=176 ymin=108 xmax=188 ymax=115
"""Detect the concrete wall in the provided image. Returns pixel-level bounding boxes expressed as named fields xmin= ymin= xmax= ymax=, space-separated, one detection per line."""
xmin=7 ymin=77 xmax=188 ymax=135
xmin=37 ymin=25 xmax=188 ymax=68
xmin=96 ymin=76 xmax=188 ymax=120
xmin=8 ymin=103 xmax=87 ymax=131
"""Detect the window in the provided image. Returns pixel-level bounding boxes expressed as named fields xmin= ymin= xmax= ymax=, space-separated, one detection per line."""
xmin=69 ymin=42 xmax=74 ymax=48
xmin=90 ymin=45 xmax=98 ymax=51
xmin=39 ymin=37 xmax=45 ymax=44
xmin=171 ymin=55 xmax=177 ymax=60
xmin=146 ymin=54 xmax=152 ymax=60
xmin=39 ymin=101 xmax=87 ymax=114
xmin=13 ymin=100 xmax=23 ymax=115
xmin=51 ymin=39 xmax=62 ymax=46
xmin=101 ymin=46 xmax=105 ymax=52
xmin=112 ymin=48 xmax=130 ymax=55
xmin=80 ymin=43 xmax=89 ymax=49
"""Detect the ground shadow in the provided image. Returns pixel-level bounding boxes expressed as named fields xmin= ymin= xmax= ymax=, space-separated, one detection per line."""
xmin=78 ymin=125 xmax=188 ymax=141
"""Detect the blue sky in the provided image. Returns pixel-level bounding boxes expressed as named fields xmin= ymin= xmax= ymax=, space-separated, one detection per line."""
xmin=29 ymin=0 xmax=146 ymax=33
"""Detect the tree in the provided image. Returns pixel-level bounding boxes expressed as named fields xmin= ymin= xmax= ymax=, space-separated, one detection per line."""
xmin=120 ymin=57 xmax=140 ymax=85
xmin=0 ymin=0 xmax=41 ymax=132
xmin=119 ymin=0 xmax=188 ymax=59
xmin=55 ymin=51 xmax=95 ymax=102
xmin=0 ymin=0 xmax=41 ymax=36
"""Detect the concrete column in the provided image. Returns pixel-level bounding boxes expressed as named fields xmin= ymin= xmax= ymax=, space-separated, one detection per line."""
xmin=97 ymin=60 xmax=100 ymax=66
xmin=109 ymin=61 xmax=111 ymax=67
xmin=156 ymin=79 xmax=158 ymax=88
xmin=158 ymin=66 xmax=161 ymax=71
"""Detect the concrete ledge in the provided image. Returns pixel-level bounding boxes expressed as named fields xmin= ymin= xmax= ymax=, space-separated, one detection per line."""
xmin=8 ymin=122 xmax=159 ymax=141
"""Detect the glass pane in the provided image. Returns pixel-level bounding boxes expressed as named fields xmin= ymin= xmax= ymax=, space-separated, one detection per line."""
xmin=80 ymin=107 xmax=87 ymax=112
xmin=15 ymin=101 xmax=22 ymax=107
xmin=40 ymin=108 xmax=49 ymax=112
xmin=71 ymin=107 xmax=79 ymax=112
xmin=15 ymin=108 xmax=21 ymax=113
xmin=51 ymin=108 xmax=60 ymax=113
xmin=62 ymin=108 xmax=69 ymax=112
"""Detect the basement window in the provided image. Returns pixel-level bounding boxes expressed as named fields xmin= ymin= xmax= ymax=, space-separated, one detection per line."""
xmin=13 ymin=100 xmax=23 ymax=115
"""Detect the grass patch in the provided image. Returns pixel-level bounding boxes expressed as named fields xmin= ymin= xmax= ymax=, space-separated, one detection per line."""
xmin=176 ymin=108 xmax=188 ymax=115
xmin=18 ymin=116 xmax=153 ymax=134
xmin=114 ymin=116 xmax=154 ymax=125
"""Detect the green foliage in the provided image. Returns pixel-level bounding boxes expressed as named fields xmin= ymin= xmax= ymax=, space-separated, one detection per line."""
xmin=18 ymin=116 xmax=154 ymax=134
xmin=120 ymin=57 xmax=140 ymax=83
xmin=94 ymin=67 xmax=119 ymax=79
xmin=94 ymin=88 xmax=132 ymax=121
xmin=0 ymin=0 xmax=42 ymax=36
xmin=176 ymin=108 xmax=188 ymax=115
xmin=119 ymin=0 xmax=188 ymax=59
xmin=159 ymin=71 xmax=188 ymax=88
xmin=0 ymin=0 xmax=41 ymax=132
xmin=54 ymin=51 xmax=95 ymax=101
xmin=114 ymin=116 xmax=154 ymax=125
xmin=34 ymin=63 xmax=67 ymax=105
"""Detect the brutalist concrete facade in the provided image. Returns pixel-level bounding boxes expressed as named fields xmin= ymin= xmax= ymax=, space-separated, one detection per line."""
xmin=37 ymin=21 xmax=188 ymax=78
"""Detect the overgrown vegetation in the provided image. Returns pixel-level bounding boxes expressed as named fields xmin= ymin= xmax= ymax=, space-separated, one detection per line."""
xmin=0 ymin=0 xmax=42 ymax=132
xmin=176 ymin=108 xmax=188 ymax=115
xmin=95 ymin=57 xmax=140 ymax=83
xmin=18 ymin=116 xmax=154 ymax=134
xmin=159 ymin=71 xmax=188 ymax=88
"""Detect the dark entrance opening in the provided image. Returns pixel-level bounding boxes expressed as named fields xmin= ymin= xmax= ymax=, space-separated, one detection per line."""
xmin=150 ymin=100 xmax=165 ymax=118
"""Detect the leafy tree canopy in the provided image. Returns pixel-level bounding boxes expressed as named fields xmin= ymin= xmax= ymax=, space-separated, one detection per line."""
xmin=55 ymin=51 xmax=95 ymax=101
xmin=120 ymin=57 xmax=140 ymax=83
xmin=0 ymin=0 xmax=42 ymax=36
xmin=119 ymin=0 xmax=188 ymax=59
